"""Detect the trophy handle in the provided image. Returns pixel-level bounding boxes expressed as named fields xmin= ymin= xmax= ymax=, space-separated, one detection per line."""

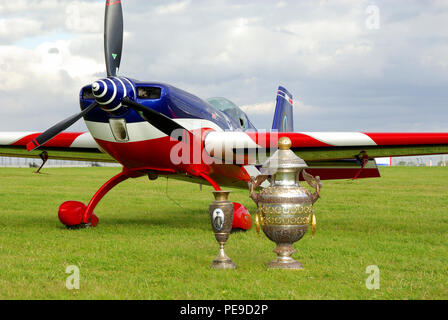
xmin=302 ymin=170 xmax=322 ymax=205
xmin=255 ymin=213 xmax=261 ymax=234
xmin=249 ymin=175 xmax=268 ymax=206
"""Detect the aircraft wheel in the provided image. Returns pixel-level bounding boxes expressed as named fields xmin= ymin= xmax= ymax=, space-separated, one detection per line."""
xmin=232 ymin=202 xmax=252 ymax=231
xmin=58 ymin=201 xmax=98 ymax=229
xmin=231 ymin=228 xmax=247 ymax=233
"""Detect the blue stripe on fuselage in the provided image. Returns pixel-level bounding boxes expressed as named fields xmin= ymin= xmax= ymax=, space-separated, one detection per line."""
xmin=80 ymin=79 xmax=238 ymax=131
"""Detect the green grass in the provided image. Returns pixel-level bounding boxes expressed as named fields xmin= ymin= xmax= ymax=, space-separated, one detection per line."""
xmin=0 ymin=166 xmax=447 ymax=300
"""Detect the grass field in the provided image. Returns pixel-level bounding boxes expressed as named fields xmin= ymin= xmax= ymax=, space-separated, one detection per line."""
xmin=0 ymin=166 xmax=447 ymax=300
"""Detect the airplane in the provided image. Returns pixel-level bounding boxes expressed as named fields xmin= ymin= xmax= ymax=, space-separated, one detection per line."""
xmin=1 ymin=0 xmax=448 ymax=230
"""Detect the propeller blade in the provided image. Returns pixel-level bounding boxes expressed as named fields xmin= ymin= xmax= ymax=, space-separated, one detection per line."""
xmin=122 ymin=97 xmax=193 ymax=142
xmin=26 ymin=102 xmax=99 ymax=152
xmin=104 ymin=0 xmax=124 ymax=77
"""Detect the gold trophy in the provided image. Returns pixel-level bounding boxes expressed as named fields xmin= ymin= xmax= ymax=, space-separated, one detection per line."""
xmin=249 ymin=137 xmax=321 ymax=269
xmin=209 ymin=190 xmax=237 ymax=269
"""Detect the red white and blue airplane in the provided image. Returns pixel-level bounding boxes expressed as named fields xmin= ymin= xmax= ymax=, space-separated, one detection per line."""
xmin=1 ymin=1 xmax=448 ymax=230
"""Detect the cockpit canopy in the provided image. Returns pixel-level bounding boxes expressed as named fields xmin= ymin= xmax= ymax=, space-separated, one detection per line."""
xmin=207 ymin=97 xmax=252 ymax=130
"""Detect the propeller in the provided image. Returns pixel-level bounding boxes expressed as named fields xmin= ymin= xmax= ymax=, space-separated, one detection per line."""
xmin=26 ymin=102 xmax=98 ymax=151
xmin=122 ymin=97 xmax=192 ymax=141
xmin=104 ymin=0 xmax=123 ymax=77
xmin=27 ymin=0 xmax=193 ymax=152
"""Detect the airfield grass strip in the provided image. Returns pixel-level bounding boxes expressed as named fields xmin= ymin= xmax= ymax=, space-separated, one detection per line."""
xmin=0 ymin=167 xmax=447 ymax=299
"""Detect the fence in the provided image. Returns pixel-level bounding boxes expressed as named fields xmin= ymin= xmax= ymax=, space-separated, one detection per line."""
xmin=0 ymin=157 xmax=120 ymax=168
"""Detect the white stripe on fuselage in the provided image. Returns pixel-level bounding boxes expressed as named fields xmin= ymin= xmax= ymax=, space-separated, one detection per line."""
xmin=85 ymin=119 xmax=224 ymax=143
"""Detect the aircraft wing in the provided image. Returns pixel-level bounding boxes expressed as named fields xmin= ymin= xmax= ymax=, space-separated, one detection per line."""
xmin=205 ymin=131 xmax=448 ymax=180
xmin=0 ymin=132 xmax=116 ymax=163
xmin=205 ymin=131 xmax=448 ymax=161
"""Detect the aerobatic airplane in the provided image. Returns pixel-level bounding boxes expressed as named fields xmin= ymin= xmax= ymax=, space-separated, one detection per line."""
xmin=1 ymin=1 xmax=448 ymax=230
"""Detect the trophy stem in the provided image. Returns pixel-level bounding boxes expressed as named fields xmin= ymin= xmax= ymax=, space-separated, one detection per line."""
xmin=211 ymin=243 xmax=236 ymax=269
xmin=267 ymin=243 xmax=303 ymax=270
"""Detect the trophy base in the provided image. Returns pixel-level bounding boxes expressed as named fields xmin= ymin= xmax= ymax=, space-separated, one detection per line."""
xmin=267 ymin=243 xmax=303 ymax=270
xmin=211 ymin=259 xmax=237 ymax=270
xmin=267 ymin=258 xmax=303 ymax=270
xmin=210 ymin=246 xmax=236 ymax=270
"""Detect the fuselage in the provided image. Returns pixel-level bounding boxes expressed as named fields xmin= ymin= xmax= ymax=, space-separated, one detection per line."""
xmin=80 ymin=78 xmax=257 ymax=188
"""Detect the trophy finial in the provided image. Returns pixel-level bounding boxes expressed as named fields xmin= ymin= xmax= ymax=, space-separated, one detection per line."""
xmin=278 ymin=137 xmax=292 ymax=150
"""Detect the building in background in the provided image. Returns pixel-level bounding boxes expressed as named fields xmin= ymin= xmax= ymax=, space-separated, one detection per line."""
xmin=0 ymin=157 xmax=119 ymax=168
xmin=375 ymin=157 xmax=392 ymax=167
xmin=376 ymin=155 xmax=447 ymax=167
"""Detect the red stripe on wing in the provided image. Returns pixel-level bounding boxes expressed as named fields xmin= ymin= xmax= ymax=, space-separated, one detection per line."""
xmin=281 ymin=133 xmax=333 ymax=147
xmin=12 ymin=132 xmax=86 ymax=148
xmin=12 ymin=133 xmax=40 ymax=146
xmin=245 ymin=132 xmax=333 ymax=148
xmin=364 ymin=133 xmax=448 ymax=146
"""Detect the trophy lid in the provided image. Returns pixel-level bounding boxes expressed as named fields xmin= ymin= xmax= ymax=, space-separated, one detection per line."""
xmin=261 ymin=137 xmax=308 ymax=175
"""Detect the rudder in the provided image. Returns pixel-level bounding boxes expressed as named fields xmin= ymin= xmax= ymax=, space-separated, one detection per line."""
xmin=272 ymin=86 xmax=294 ymax=132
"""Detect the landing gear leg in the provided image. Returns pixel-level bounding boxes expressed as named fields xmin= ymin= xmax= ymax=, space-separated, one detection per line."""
xmin=35 ymin=151 xmax=48 ymax=174
xmin=353 ymin=152 xmax=369 ymax=180
xmin=58 ymin=169 xmax=131 ymax=229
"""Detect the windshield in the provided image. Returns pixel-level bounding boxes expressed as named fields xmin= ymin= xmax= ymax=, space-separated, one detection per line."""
xmin=207 ymin=97 xmax=249 ymax=129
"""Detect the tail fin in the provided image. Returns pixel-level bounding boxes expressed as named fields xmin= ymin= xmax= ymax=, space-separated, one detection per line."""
xmin=272 ymin=86 xmax=294 ymax=132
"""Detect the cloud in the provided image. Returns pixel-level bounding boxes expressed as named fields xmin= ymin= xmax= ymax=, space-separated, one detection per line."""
xmin=241 ymin=100 xmax=319 ymax=115
xmin=0 ymin=0 xmax=447 ymax=133
xmin=0 ymin=36 xmax=104 ymax=131
xmin=48 ymin=47 xmax=60 ymax=54
xmin=64 ymin=1 xmax=104 ymax=34
xmin=0 ymin=18 xmax=43 ymax=43
xmin=240 ymin=101 xmax=275 ymax=115
xmin=0 ymin=41 xmax=103 ymax=90
xmin=155 ymin=0 xmax=191 ymax=15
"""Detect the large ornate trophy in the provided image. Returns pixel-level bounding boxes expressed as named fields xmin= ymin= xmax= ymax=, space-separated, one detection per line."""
xmin=209 ymin=191 xmax=237 ymax=269
xmin=249 ymin=137 xmax=321 ymax=269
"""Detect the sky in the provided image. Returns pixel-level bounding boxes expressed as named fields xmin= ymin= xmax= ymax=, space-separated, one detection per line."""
xmin=0 ymin=0 xmax=447 ymax=133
